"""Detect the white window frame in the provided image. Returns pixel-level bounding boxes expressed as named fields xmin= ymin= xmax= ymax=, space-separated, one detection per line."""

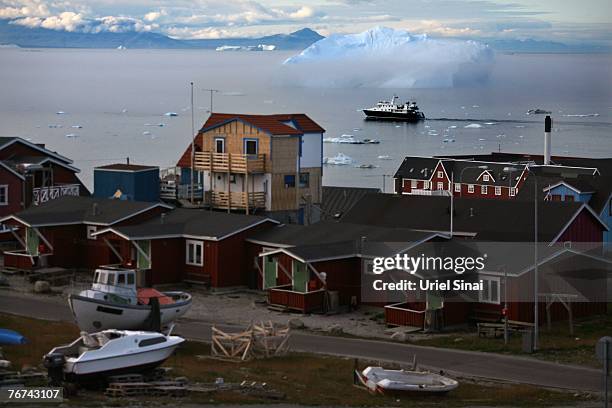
xmin=423 ymin=180 xmax=430 ymax=189
xmin=437 ymin=171 xmax=443 ymax=178
xmin=495 ymin=186 xmax=502 ymax=196
xmin=214 ymin=137 xmax=225 ymax=153
xmin=510 ymin=187 xmax=516 ymax=197
xmin=454 ymin=183 xmax=461 ymax=193
xmin=437 ymin=182 xmax=444 ymax=190
xmin=479 ymin=276 xmax=501 ymax=304
xmin=411 ymin=180 xmax=417 ymax=189
xmin=0 ymin=185 xmax=7 ymax=206
xmin=86 ymin=225 xmax=97 ymax=240
xmin=483 ymin=174 xmax=489 ymax=182
xmin=186 ymin=239 xmax=204 ymax=266
xmin=481 ymin=185 xmax=488 ymax=194
xmin=468 ymin=184 xmax=474 ymax=193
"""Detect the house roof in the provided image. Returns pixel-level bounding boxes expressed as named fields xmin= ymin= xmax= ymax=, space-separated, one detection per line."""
xmin=0 ymin=137 xmax=74 ymax=164
xmin=248 ymin=220 xmax=439 ymax=248
xmin=340 ymin=193 xmax=606 ymax=242
xmin=2 ymin=155 xmax=80 ymax=174
xmin=95 ymin=164 xmax=159 ymax=172
xmin=321 ymin=186 xmax=381 ymax=220
xmin=96 ymin=208 xmax=278 ymax=241
xmin=0 ymin=196 xmax=172 ymax=227
xmin=177 ymin=113 xmax=324 ymax=168
xmin=394 ymin=157 xmax=440 ymax=180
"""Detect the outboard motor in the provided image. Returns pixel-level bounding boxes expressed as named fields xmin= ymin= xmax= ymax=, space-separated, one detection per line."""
xmin=43 ymin=353 xmax=65 ymax=386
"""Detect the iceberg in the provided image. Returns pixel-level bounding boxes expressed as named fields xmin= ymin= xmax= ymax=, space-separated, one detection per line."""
xmin=282 ymin=26 xmax=493 ymax=88
xmin=464 ymin=123 xmax=482 ymax=129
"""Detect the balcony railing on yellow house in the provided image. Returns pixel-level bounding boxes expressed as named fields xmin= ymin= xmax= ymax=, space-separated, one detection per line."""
xmin=209 ymin=191 xmax=266 ymax=211
xmin=194 ymin=151 xmax=266 ymax=173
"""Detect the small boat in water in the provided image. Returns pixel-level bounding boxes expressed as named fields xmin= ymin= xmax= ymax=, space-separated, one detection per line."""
xmin=69 ymin=267 xmax=192 ymax=333
xmin=43 ymin=329 xmax=184 ymax=384
xmin=360 ymin=367 xmax=458 ymax=394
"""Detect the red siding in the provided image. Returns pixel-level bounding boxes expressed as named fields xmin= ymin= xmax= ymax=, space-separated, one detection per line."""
xmin=0 ymin=167 xmax=23 ymax=218
xmin=557 ymin=209 xmax=604 ymax=243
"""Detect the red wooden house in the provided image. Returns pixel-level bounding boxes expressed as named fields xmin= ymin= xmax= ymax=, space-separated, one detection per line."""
xmin=93 ymin=208 xmax=279 ymax=287
xmin=0 ymin=137 xmax=87 ymax=222
xmin=0 ymin=196 xmax=171 ymax=270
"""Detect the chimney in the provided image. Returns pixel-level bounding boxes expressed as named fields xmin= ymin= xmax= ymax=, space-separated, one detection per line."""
xmin=126 ymin=157 xmax=130 ymax=166
xmin=544 ymin=116 xmax=552 ymax=165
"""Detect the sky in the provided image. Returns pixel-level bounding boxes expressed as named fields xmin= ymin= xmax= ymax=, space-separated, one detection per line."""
xmin=0 ymin=0 xmax=610 ymax=45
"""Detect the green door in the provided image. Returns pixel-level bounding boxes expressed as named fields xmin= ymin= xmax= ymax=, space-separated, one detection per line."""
xmin=26 ymin=227 xmax=39 ymax=256
xmin=136 ymin=240 xmax=151 ymax=269
xmin=263 ymin=255 xmax=277 ymax=289
xmin=292 ymin=260 xmax=308 ymax=293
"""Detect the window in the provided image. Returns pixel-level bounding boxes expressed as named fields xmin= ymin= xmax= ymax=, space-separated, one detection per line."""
xmin=423 ymin=180 xmax=430 ymax=189
xmin=468 ymin=184 xmax=474 ymax=193
xmin=186 ymin=240 xmax=203 ymax=266
xmin=299 ymin=173 xmax=310 ymax=188
xmin=479 ymin=276 xmax=501 ymax=304
xmin=127 ymin=273 xmax=135 ymax=285
xmin=0 ymin=185 xmax=7 ymax=206
xmin=94 ymin=271 xmax=99 ymax=283
xmin=284 ymin=175 xmax=295 ymax=188
xmin=510 ymin=187 xmax=516 ymax=197
xmin=117 ymin=273 xmax=125 ymax=285
xmin=437 ymin=182 xmax=444 ymax=190
xmin=565 ymin=195 xmax=575 ymax=202
xmin=229 ymin=174 xmax=236 ymax=184
xmin=483 ymin=174 xmax=490 ymax=182
xmin=411 ymin=180 xmax=417 ymax=189
xmin=214 ymin=138 xmax=225 ymax=153
xmin=454 ymin=183 xmax=461 ymax=193
xmin=481 ymin=185 xmax=488 ymax=194
xmin=495 ymin=186 xmax=502 ymax=196
xmin=86 ymin=225 xmax=97 ymax=240
xmin=139 ymin=337 xmax=167 ymax=347
xmin=437 ymin=171 xmax=443 ymax=178
xmin=244 ymin=139 xmax=258 ymax=155
xmin=106 ymin=273 xmax=115 ymax=285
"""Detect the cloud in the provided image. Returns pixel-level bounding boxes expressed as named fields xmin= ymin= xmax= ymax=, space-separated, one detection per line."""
xmin=144 ymin=10 xmax=165 ymax=22
xmin=11 ymin=11 xmax=156 ymax=33
xmin=0 ymin=0 xmax=50 ymax=19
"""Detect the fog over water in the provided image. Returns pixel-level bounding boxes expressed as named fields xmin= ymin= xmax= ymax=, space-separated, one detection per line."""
xmin=0 ymin=48 xmax=610 ymax=191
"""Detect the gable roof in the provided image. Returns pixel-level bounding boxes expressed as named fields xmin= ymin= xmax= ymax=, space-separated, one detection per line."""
xmin=340 ymin=193 xmax=607 ymax=243
xmin=0 ymin=137 xmax=74 ymax=164
xmin=95 ymin=208 xmax=278 ymax=241
xmin=321 ymin=186 xmax=381 ymax=220
xmin=0 ymin=196 xmax=172 ymax=227
xmin=177 ymin=112 xmax=325 ymax=168
xmin=95 ymin=164 xmax=158 ymax=172
xmin=394 ymin=157 xmax=440 ymax=180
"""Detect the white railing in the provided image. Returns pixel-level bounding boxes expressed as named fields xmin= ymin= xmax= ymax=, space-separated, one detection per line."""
xmin=32 ymin=184 xmax=80 ymax=205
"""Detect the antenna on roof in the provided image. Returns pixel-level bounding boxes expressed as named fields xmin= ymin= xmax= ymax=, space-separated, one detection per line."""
xmin=190 ymin=81 xmax=195 ymax=205
xmin=203 ymin=88 xmax=220 ymax=115
xmin=126 ymin=157 xmax=130 ymax=165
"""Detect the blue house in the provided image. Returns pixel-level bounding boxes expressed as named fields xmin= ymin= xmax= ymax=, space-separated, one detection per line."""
xmin=94 ymin=164 xmax=160 ymax=202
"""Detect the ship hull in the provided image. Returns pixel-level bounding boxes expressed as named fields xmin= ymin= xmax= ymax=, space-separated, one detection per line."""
xmin=363 ymin=109 xmax=425 ymax=122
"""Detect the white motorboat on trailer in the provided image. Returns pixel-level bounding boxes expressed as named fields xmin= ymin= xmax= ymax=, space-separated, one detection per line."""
xmin=360 ymin=366 xmax=458 ymax=394
xmin=44 ymin=329 xmax=184 ymax=384
xmin=69 ymin=267 xmax=192 ymax=332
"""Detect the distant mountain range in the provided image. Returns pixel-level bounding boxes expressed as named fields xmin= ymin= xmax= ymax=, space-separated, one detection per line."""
xmin=0 ymin=21 xmax=324 ymax=50
xmin=0 ymin=20 xmax=608 ymax=53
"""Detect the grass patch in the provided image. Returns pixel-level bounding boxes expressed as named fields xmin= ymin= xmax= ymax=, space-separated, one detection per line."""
xmin=416 ymin=313 xmax=612 ymax=367
xmin=0 ymin=313 xmax=593 ymax=407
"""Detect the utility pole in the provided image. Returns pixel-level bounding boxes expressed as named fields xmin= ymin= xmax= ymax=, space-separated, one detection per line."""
xmin=190 ymin=82 xmax=195 ymax=204
xmin=203 ymin=88 xmax=219 ymax=115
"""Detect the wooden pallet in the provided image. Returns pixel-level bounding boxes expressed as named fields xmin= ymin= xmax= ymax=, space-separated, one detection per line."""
xmin=107 ymin=373 xmax=144 ymax=383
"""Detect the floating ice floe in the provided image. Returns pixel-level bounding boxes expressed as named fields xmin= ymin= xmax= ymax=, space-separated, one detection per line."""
xmin=65 ymin=133 xmax=78 ymax=138
xmin=323 ymin=135 xmax=379 ymax=144
xmin=464 ymin=123 xmax=482 ymax=129
xmin=378 ymin=155 xmax=393 ymax=160
xmin=356 ymin=164 xmax=378 ymax=169
xmin=164 ymin=112 xmax=178 ymax=117
xmin=563 ymin=113 xmax=600 ymax=117
xmin=71 ymin=125 xmax=82 ymax=129
xmin=56 ymin=111 xmax=66 ymax=115
xmin=472 ymin=105 xmax=480 ymax=108
xmin=121 ymin=108 xmax=128 ymax=113
xmin=484 ymin=122 xmax=496 ymax=125
xmin=143 ymin=131 xmax=152 ymax=136
xmin=324 ymin=153 xmax=353 ymax=165
xmin=448 ymin=125 xmax=457 ymax=129
xmin=515 ymin=125 xmax=525 ymax=128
